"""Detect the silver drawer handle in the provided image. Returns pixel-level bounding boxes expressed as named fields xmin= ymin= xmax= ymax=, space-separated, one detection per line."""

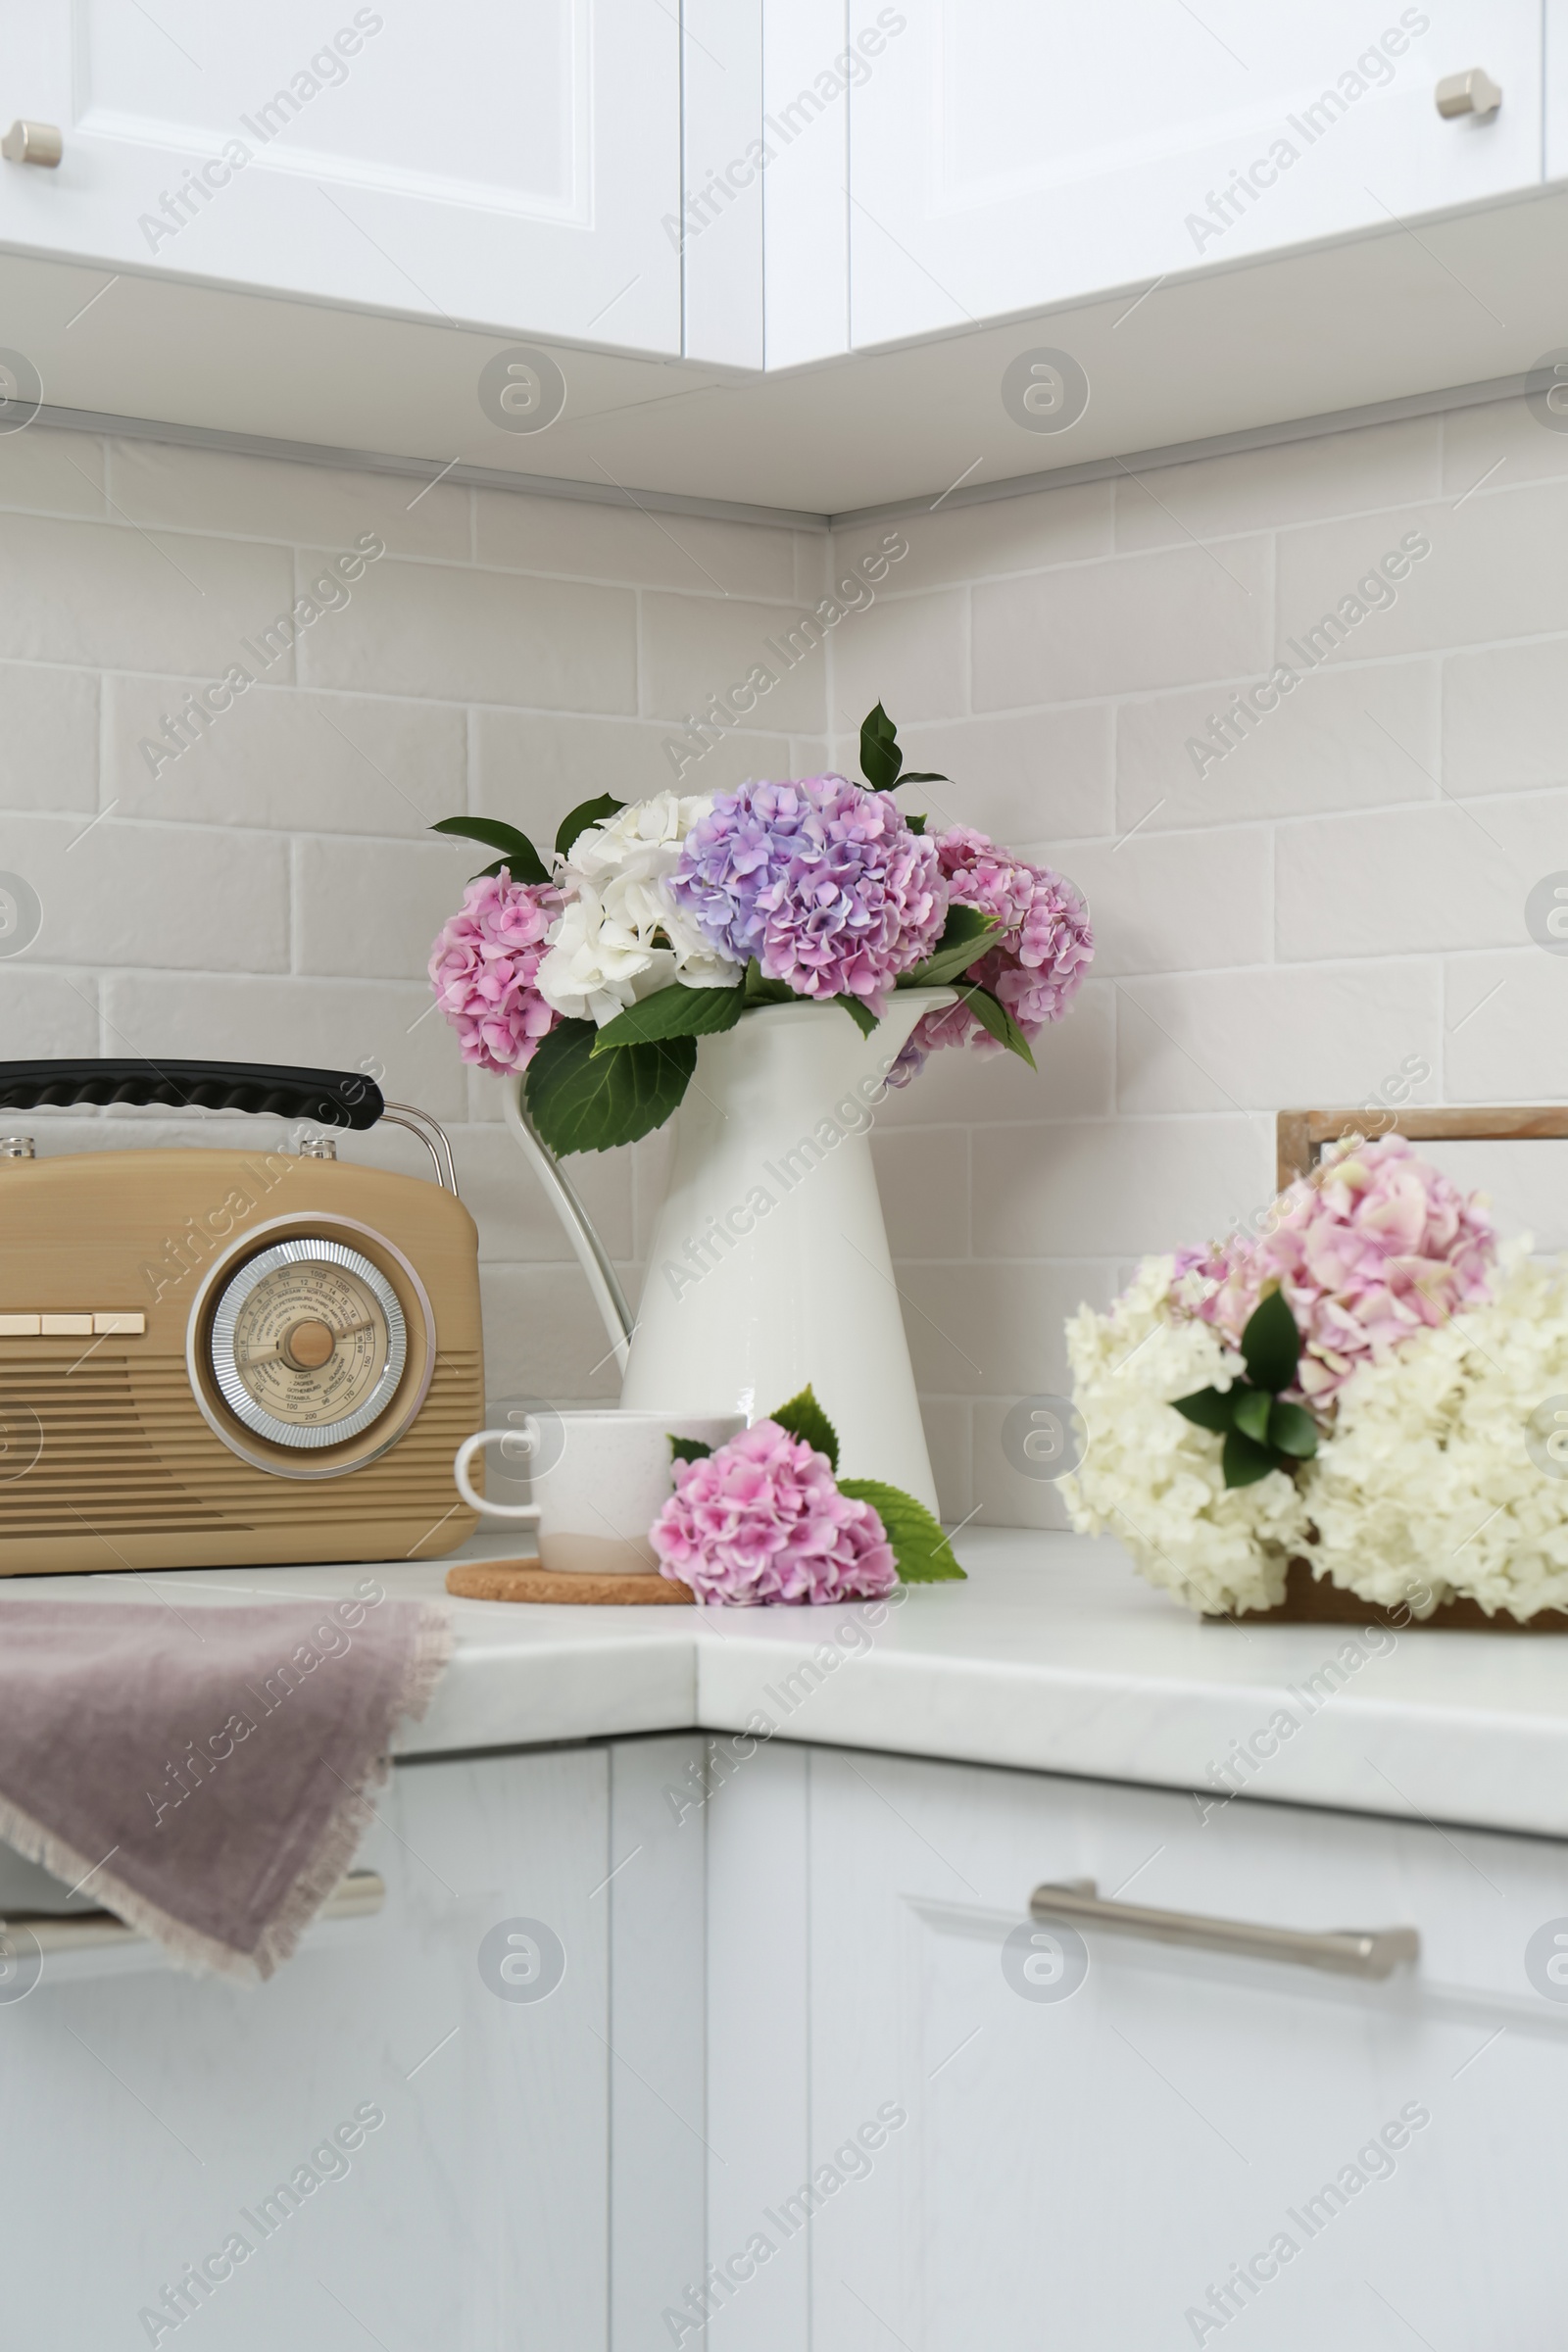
xmin=2 ymin=1869 xmax=384 ymax=1956
xmin=1030 ymin=1880 xmax=1419 ymax=1980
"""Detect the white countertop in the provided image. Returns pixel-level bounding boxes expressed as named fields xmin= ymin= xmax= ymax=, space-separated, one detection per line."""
xmin=9 ymin=1527 xmax=1568 ymax=1842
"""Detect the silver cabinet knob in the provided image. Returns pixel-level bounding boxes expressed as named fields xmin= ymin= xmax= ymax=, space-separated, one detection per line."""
xmin=1435 ymin=68 xmax=1501 ymax=119
xmin=1 ymin=121 xmax=62 ymax=167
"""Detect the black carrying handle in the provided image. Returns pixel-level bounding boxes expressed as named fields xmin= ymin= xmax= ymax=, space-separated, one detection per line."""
xmin=0 ymin=1058 xmax=385 ymax=1131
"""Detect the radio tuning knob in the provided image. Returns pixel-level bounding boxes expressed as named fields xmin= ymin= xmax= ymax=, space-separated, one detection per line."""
xmin=0 ymin=1136 xmax=35 ymax=1158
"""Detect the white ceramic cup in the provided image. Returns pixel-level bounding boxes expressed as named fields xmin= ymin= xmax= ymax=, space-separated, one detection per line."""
xmin=454 ymin=1408 xmax=746 ymax=1575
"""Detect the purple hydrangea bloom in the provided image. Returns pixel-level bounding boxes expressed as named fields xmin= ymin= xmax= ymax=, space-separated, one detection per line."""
xmin=669 ymin=775 xmax=947 ymax=1011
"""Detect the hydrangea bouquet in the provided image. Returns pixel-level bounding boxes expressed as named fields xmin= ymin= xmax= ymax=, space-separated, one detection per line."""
xmin=1062 ymin=1134 xmax=1568 ymax=1623
xmin=427 ymin=705 xmax=1093 ymax=1154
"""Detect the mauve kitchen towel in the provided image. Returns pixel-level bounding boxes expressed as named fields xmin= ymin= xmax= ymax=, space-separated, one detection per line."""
xmin=0 ymin=1580 xmax=451 ymax=1979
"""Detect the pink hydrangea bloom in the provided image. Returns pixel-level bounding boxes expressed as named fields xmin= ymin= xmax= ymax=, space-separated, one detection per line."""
xmin=649 ymin=1420 xmax=898 ymax=1605
xmin=892 ymin=826 xmax=1094 ymax=1083
xmin=1178 ymin=1135 xmax=1496 ymax=1404
xmin=428 ymin=868 xmax=563 ymax=1077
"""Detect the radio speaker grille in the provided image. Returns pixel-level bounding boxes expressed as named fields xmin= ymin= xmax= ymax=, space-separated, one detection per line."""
xmin=0 ymin=1353 xmax=482 ymax=1541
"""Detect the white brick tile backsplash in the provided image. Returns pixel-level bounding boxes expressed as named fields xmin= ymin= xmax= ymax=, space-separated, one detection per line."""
xmin=1277 ymin=791 xmax=1568 ymax=960
xmin=1116 ymin=656 xmax=1438 ymax=829
xmin=475 ymin=490 xmax=797 ymax=598
xmin=974 ymin=534 xmax=1270 ymax=706
xmin=897 ymin=705 xmax=1114 ymax=845
xmin=479 ymin=1263 xmax=629 ymax=1402
xmin=10 ymin=396 xmax=1568 ymax=1531
xmin=1114 ymin=417 xmax=1442 ymax=550
xmin=0 ymin=965 xmax=99 ymax=1057
xmin=301 ymin=553 xmax=638 ymax=709
xmin=474 ymin=708 xmax=791 ymax=842
xmin=8 ymin=813 xmax=288 ymax=972
xmin=452 ymin=1123 xmax=636 ymax=1266
xmin=872 ymin=978 xmax=1115 ymax=1129
xmin=1275 ymin=481 xmax=1568 ymax=662
xmin=972 ymin=1117 xmax=1270 ymax=1258
xmin=640 ymin=591 xmax=825 ymax=730
xmin=827 ymin=586 xmax=967 ymax=730
xmin=107 ymin=678 xmax=467 ymax=833
xmin=1444 ymin=953 xmax=1568 ymax=1102
xmin=1041 ymin=825 xmax=1270 ymax=976
xmin=0 ymin=665 xmax=98 ymax=813
xmin=897 ymin=1260 xmax=1117 ymax=1395
xmin=1442 ymin=397 xmax=1568 ymax=497
xmin=1444 ymin=638 xmax=1568 ymax=795
xmin=856 ymin=479 xmax=1111 ymax=594
xmin=0 ymin=514 xmax=296 ymax=674
xmin=0 ymin=427 xmax=105 ymax=518
xmin=1116 ymin=961 xmax=1441 ymax=1114
xmin=106 ymin=441 xmax=471 ymax=563
xmin=294 ymin=834 xmax=479 ymax=980
xmin=104 ymin=972 xmax=466 ymax=1119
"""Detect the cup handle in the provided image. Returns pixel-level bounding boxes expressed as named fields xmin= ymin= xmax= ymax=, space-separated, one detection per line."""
xmin=454 ymin=1431 xmax=543 ymax=1521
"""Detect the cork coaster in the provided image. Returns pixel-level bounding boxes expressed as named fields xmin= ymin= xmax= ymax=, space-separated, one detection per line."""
xmin=446 ymin=1558 xmax=695 ymax=1606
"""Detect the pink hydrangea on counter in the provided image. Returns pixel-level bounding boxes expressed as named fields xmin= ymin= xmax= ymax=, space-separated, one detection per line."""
xmin=891 ymin=826 xmax=1094 ymax=1083
xmin=649 ymin=1420 xmax=899 ymax=1605
xmin=428 ymin=868 xmax=563 ymax=1077
xmin=1177 ymin=1133 xmax=1496 ymax=1402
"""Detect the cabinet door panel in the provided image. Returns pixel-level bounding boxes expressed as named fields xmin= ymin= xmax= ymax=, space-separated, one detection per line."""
xmin=850 ymin=0 xmax=1543 ymax=347
xmin=806 ymin=1748 xmax=1568 ymax=2350
xmin=0 ymin=3 xmax=679 ymax=350
xmin=0 ymin=1747 xmax=612 ymax=2350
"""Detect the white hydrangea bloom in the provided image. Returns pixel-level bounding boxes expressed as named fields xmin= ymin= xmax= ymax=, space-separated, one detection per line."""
xmin=537 ymin=791 xmax=742 ymax=1026
xmin=1300 ymin=1241 xmax=1568 ymax=1619
xmin=1060 ymin=1254 xmax=1309 ymax=1617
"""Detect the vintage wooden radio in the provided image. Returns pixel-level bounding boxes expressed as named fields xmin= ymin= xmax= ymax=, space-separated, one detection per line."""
xmin=0 ymin=1059 xmax=483 ymax=1575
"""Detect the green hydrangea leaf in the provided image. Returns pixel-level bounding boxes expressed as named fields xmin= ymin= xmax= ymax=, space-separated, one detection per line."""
xmin=556 ymin=794 xmax=625 ymax=859
xmin=901 ymin=903 xmax=1000 ymax=988
xmin=743 ymin=958 xmax=795 ymax=1006
xmin=591 ymin=981 xmax=746 ymax=1054
xmin=837 ymin=1477 xmax=966 ymax=1582
xmin=956 ymin=983 xmax=1037 ymax=1070
xmin=905 ymin=812 xmax=929 ymax=835
xmin=1268 ymin=1398 xmax=1318 ymax=1458
xmin=524 ymin=1020 xmax=696 ymax=1155
xmin=1230 ymin=1387 xmax=1272 ymax=1445
xmin=668 ymin=1435 xmax=713 ymax=1466
xmin=1241 ymin=1287 xmax=1300 ymax=1394
xmin=859 ymin=702 xmax=903 ymax=794
xmin=833 ymin=995 xmax=880 ymax=1037
xmin=430 ymin=815 xmax=550 ymax=888
xmin=1172 ymin=1387 xmax=1234 ymax=1433
xmin=1222 ymin=1428 xmax=1278 ymax=1488
xmin=769 ymin=1385 xmax=839 ymax=1469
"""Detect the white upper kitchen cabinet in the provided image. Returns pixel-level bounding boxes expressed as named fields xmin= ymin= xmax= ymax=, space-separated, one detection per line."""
xmin=0 ymin=1 xmax=681 ymax=353
xmin=848 ymin=0 xmax=1544 ymax=350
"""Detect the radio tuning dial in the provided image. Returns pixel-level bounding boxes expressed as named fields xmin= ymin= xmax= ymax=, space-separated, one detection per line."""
xmin=209 ymin=1240 xmax=407 ymax=1450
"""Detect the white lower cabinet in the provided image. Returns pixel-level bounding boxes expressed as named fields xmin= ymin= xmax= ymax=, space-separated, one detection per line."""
xmin=707 ymin=1740 xmax=1568 ymax=2352
xmin=9 ymin=1729 xmax=1568 ymax=2347
xmin=0 ymin=1733 xmax=705 ymax=2351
